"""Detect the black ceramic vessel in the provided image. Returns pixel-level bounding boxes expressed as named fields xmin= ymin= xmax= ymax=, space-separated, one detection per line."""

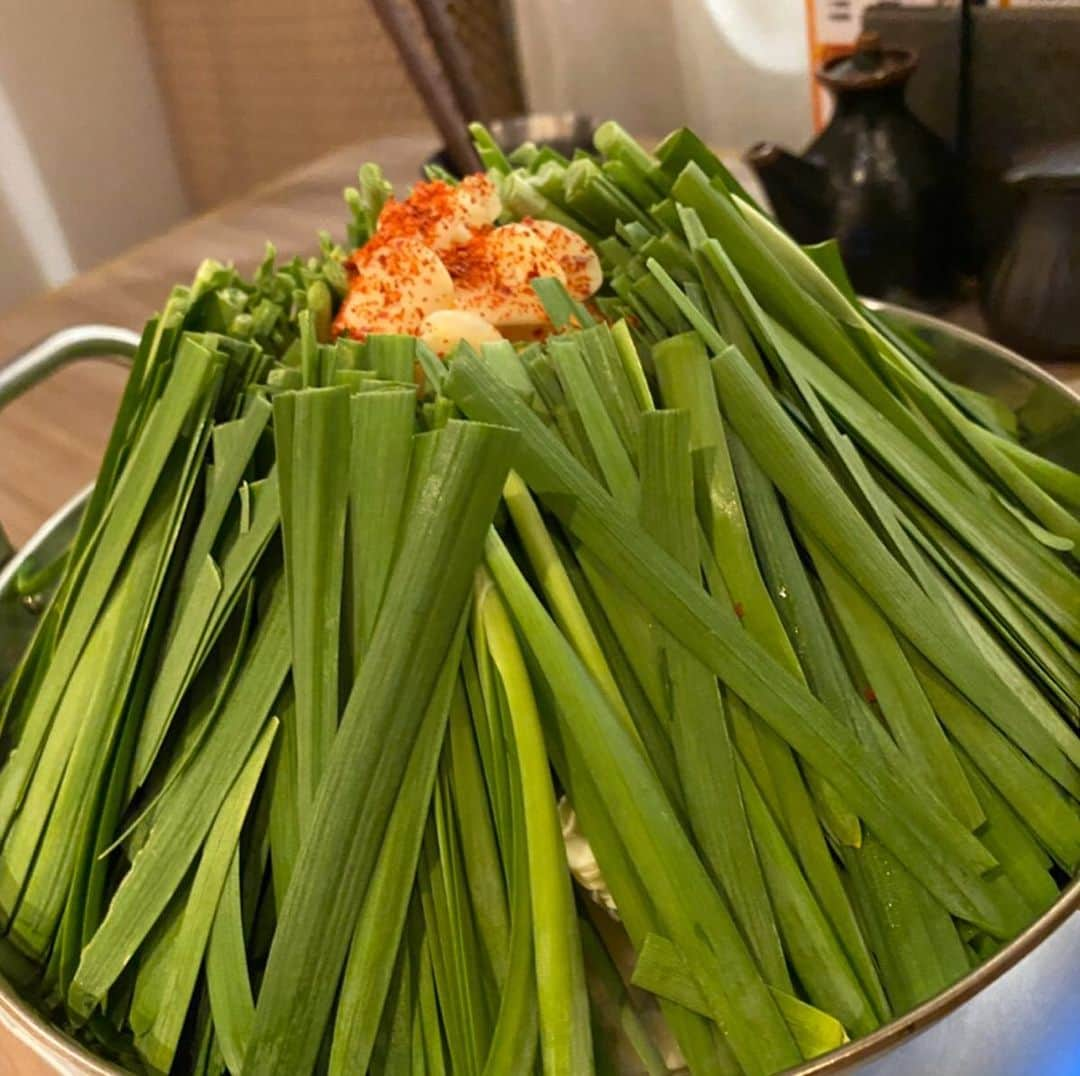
xmin=747 ymin=32 xmax=963 ymax=305
xmin=983 ymin=143 xmax=1080 ymax=364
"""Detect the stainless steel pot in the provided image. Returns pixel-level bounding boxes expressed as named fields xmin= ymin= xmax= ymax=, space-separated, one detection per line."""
xmin=0 ymin=313 xmax=1076 ymax=1075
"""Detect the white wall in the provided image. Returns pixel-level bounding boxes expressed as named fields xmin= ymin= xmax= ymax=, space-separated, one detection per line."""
xmin=672 ymin=0 xmax=813 ymax=150
xmin=0 ymin=180 xmax=42 ymax=312
xmin=512 ymin=1 xmax=692 ymax=139
xmin=512 ymin=0 xmax=814 ymax=149
xmin=0 ymin=0 xmax=190 ymax=314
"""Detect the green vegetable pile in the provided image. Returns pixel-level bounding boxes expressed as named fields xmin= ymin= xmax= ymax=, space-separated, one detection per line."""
xmin=0 ymin=121 xmax=1077 ymax=1076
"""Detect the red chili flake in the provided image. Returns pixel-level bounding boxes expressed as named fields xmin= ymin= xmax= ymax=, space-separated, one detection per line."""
xmin=332 ymin=236 xmax=444 ymax=341
xmin=441 ymin=231 xmax=498 ymax=291
xmin=336 ymin=173 xmax=604 ymax=345
xmin=377 ymin=179 xmax=459 ymax=248
xmin=863 ymin=687 xmax=878 ymax=704
xmin=733 ymin=601 xmax=745 ymax=619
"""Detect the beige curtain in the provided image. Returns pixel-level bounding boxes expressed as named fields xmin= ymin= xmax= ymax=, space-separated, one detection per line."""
xmin=140 ymin=0 xmax=435 ymax=211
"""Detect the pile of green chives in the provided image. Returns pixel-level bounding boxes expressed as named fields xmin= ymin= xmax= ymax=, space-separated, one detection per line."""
xmin=0 ymin=121 xmax=1076 ymax=1076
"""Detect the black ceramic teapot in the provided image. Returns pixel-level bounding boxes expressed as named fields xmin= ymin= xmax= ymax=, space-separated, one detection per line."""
xmin=746 ymin=32 xmax=962 ymax=304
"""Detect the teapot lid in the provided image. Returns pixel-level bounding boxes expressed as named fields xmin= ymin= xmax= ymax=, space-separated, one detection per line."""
xmin=816 ymin=31 xmax=917 ymax=92
xmin=1005 ymin=142 xmax=1080 ymax=190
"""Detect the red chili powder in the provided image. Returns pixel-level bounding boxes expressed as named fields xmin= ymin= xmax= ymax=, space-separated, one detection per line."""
xmin=377 ymin=180 xmax=460 ymax=248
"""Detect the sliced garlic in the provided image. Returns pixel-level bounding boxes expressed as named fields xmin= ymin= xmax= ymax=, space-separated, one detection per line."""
xmin=525 ymin=218 xmax=603 ymax=300
xmin=422 ymin=173 xmax=502 ymax=250
xmin=453 ymin=222 xmax=566 ymax=329
xmin=452 ymin=173 xmax=502 ymax=236
xmin=379 ymin=173 xmax=503 ymax=253
xmin=333 ymin=237 xmax=455 ymax=339
xmin=419 ymin=309 xmax=502 ymax=358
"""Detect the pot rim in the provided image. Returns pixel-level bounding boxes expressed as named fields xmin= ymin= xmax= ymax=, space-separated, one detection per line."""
xmin=786 ymin=875 xmax=1080 ymax=1074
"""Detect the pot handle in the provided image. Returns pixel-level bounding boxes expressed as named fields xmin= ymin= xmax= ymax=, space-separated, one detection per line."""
xmin=0 ymin=325 xmax=139 ymax=568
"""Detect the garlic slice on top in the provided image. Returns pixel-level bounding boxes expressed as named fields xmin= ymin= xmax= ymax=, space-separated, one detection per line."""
xmin=524 ymin=217 xmax=603 ymax=300
xmin=377 ymin=173 xmax=502 ymax=252
xmin=449 ymin=222 xmax=567 ymax=329
xmin=332 ymin=236 xmax=455 ymax=339
xmin=420 ymin=309 xmax=502 ymax=357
